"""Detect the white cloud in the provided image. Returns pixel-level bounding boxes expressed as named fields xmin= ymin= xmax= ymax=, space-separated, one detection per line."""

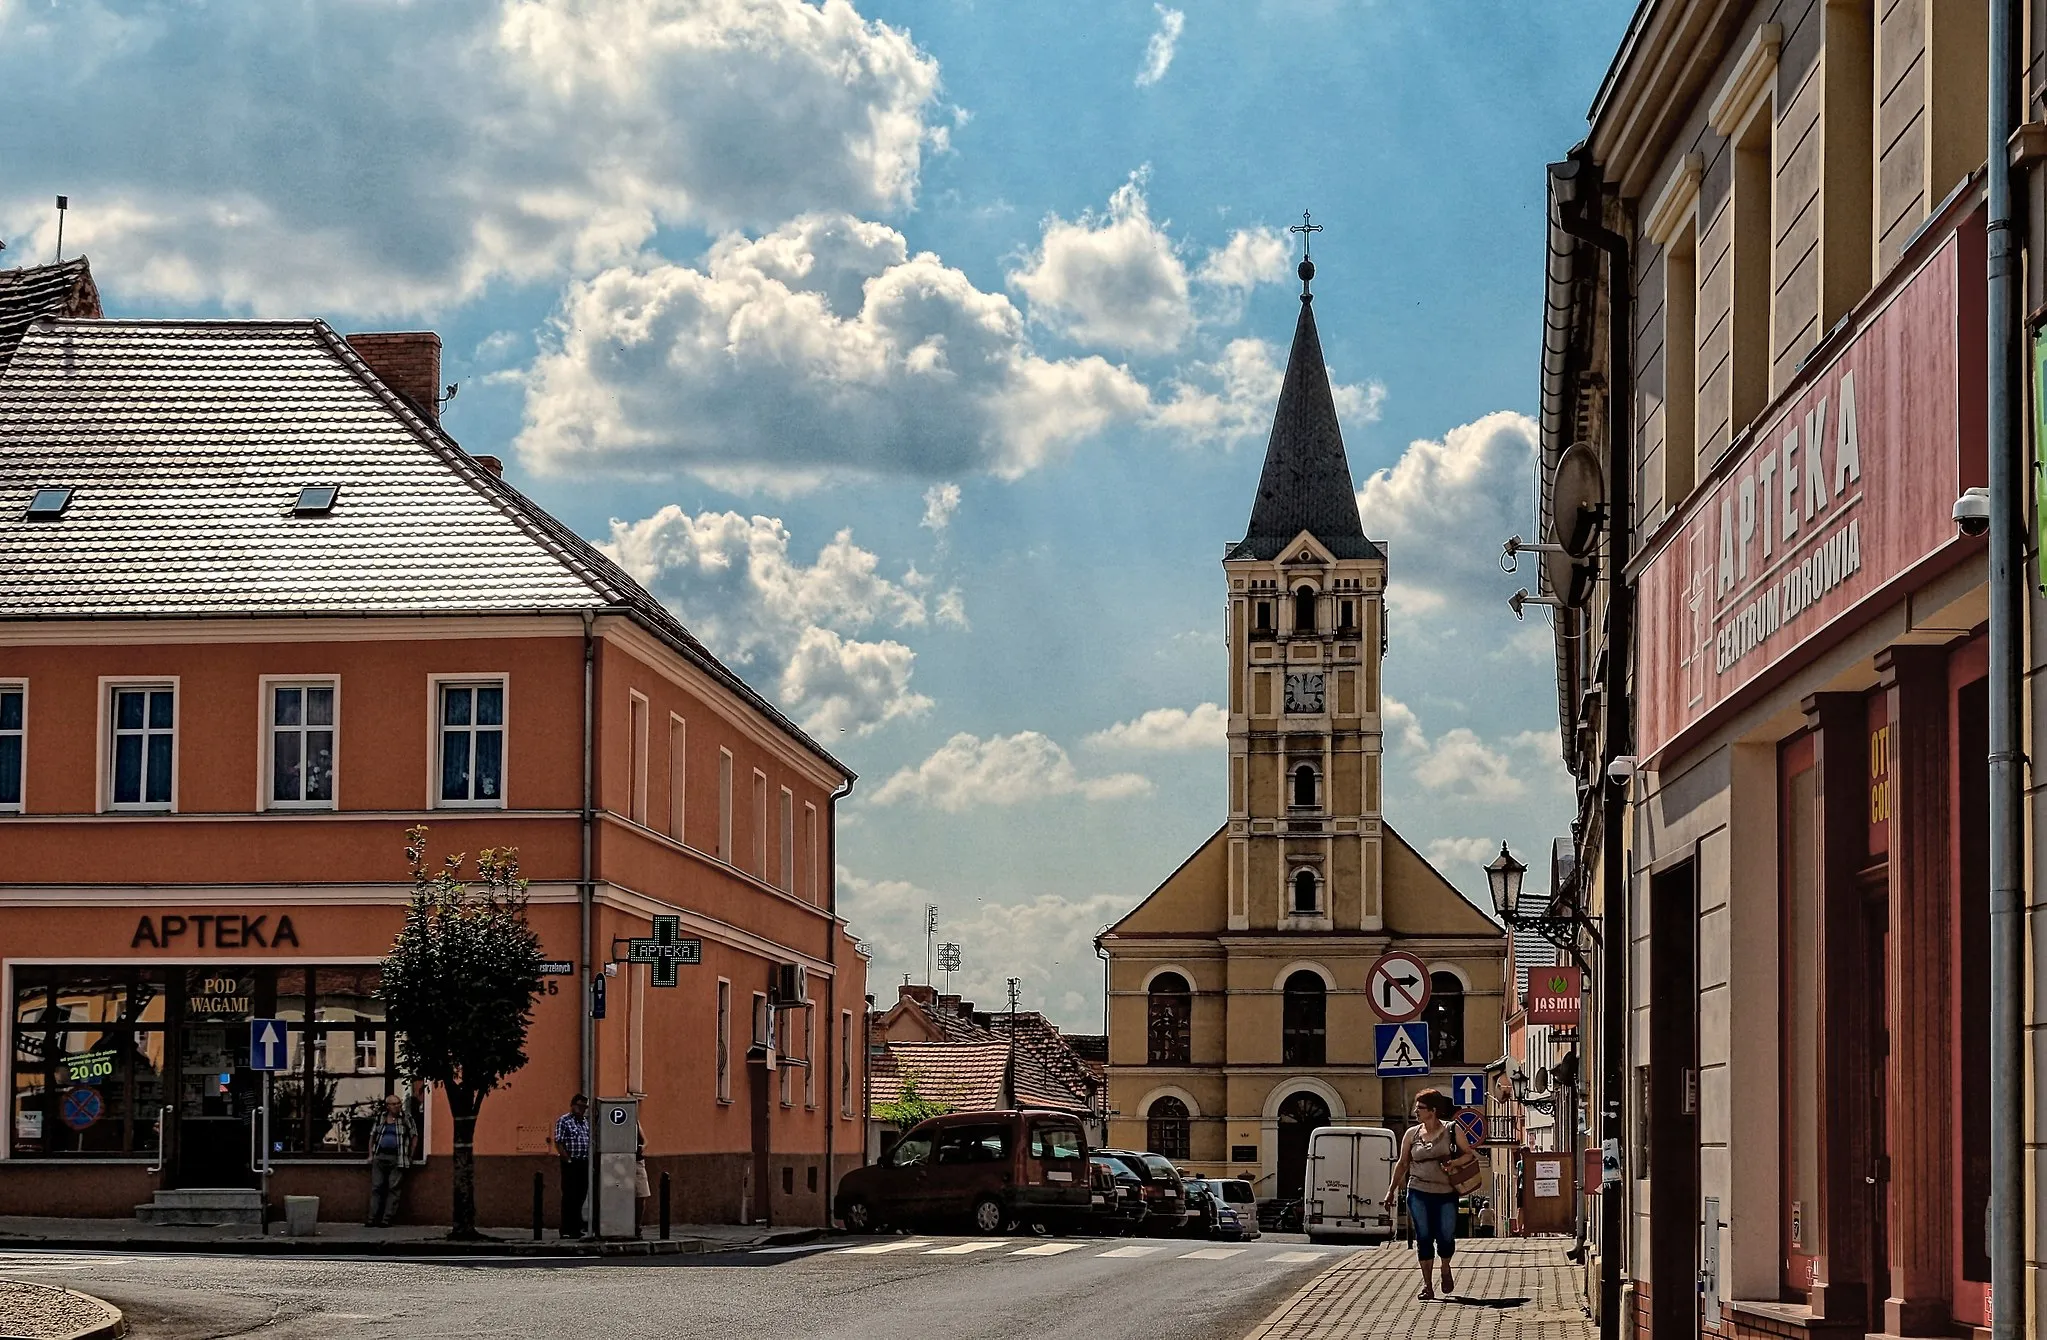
xmin=0 ymin=0 xmax=943 ymax=318
xmin=516 ymin=214 xmax=1151 ymax=488
xmin=1085 ymin=702 xmax=1226 ymax=752
xmin=1357 ymin=410 xmax=1537 ymax=617
xmin=921 ymin=482 xmax=961 ymax=532
xmin=1384 ymin=695 xmax=1551 ymax=803
xmin=840 ymin=867 xmax=1125 ymax=1029
xmin=1134 ymin=4 xmax=1185 ymax=88
xmin=1427 ymin=836 xmax=1500 ymax=875
xmin=1196 ymin=227 xmax=1291 ymax=293
xmin=1008 ymin=172 xmax=1194 ymax=355
xmin=1152 ymin=337 xmax=1385 ymax=446
xmin=870 ymin=731 xmax=1153 ymax=811
xmin=600 ymin=507 xmax=950 ymax=735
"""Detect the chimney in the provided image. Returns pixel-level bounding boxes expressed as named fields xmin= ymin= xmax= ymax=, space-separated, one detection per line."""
xmin=346 ymin=331 xmax=443 ymax=424
xmin=898 ymin=983 xmax=936 ymax=1007
xmin=473 ymin=454 xmax=504 ymax=477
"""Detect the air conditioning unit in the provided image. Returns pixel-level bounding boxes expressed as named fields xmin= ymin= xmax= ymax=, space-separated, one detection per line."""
xmin=773 ymin=962 xmax=808 ymax=1006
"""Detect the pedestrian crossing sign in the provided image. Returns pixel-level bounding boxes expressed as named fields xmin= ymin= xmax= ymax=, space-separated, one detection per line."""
xmin=1374 ymin=1022 xmax=1431 ymax=1076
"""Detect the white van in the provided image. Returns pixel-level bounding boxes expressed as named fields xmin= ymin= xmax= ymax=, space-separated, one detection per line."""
xmin=1303 ymin=1125 xmax=1399 ymax=1244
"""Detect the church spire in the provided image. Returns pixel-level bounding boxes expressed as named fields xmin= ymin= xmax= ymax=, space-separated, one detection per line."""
xmin=1231 ymin=232 xmax=1377 ymax=561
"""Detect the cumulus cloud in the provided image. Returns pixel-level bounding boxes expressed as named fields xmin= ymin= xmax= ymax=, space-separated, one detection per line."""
xmin=1134 ymin=4 xmax=1186 ymax=88
xmin=516 ymin=214 xmax=1150 ymax=487
xmin=1357 ymin=410 xmax=1538 ymax=616
xmin=870 ymin=732 xmax=1152 ymax=811
xmin=1085 ymin=702 xmax=1226 ymax=752
xmin=1428 ymin=836 xmax=1501 ymax=874
xmin=600 ymin=507 xmax=953 ymax=736
xmin=0 ymin=0 xmax=943 ymax=318
xmin=921 ymin=482 xmax=961 ymax=532
xmin=1153 ymin=338 xmax=1385 ymax=446
xmin=1196 ymin=227 xmax=1291 ymax=293
xmin=840 ymin=867 xmax=1125 ymax=1028
xmin=1384 ymin=695 xmax=1549 ymax=803
xmin=1009 ymin=172 xmax=1194 ymax=355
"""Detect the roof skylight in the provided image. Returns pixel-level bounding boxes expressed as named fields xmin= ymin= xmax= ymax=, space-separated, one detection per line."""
xmin=293 ymin=486 xmax=339 ymax=516
xmin=24 ymin=487 xmax=72 ymax=520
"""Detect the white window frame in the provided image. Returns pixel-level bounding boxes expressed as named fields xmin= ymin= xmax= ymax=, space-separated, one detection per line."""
xmin=260 ymin=675 xmax=340 ymax=811
xmin=628 ymin=689 xmax=649 ymax=826
xmin=428 ymin=674 xmax=509 ymax=810
xmin=100 ymin=677 xmax=179 ymax=812
xmin=668 ymin=714 xmax=686 ymax=841
xmin=716 ymin=977 xmax=732 ymax=1103
xmin=804 ymin=802 xmax=820 ymax=905
xmin=779 ymin=787 xmax=795 ymax=893
xmin=0 ymin=679 xmax=25 ymax=814
xmin=718 ymin=749 xmax=734 ymax=863
xmin=753 ymin=769 xmax=768 ymax=877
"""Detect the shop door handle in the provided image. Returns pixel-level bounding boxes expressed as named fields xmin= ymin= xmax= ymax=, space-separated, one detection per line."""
xmin=147 ymin=1106 xmax=172 ymax=1175
xmin=249 ymin=1106 xmax=265 ymax=1173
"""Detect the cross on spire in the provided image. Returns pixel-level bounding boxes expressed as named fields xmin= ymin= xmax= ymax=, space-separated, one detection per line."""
xmin=1289 ymin=210 xmax=1323 ymax=297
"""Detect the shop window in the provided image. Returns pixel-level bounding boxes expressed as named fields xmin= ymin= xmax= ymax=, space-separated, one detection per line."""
xmin=1146 ymin=1096 xmax=1190 ymax=1160
xmin=108 ymin=685 xmax=175 ymax=809
xmin=1282 ymin=971 xmax=1327 ymax=1065
xmin=436 ymin=681 xmax=505 ymax=806
xmin=268 ymin=681 xmax=336 ymax=808
xmin=1146 ymin=973 xmax=1191 ymax=1065
xmin=1423 ymin=973 xmax=1464 ymax=1065
xmin=0 ymin=682 xmax=22 ymax=811
xmin=1780 ymin=734 xmax=1822 ymax=1284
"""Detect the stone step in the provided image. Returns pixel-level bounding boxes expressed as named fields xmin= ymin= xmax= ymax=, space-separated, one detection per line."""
xmin=135 ymin=1187 xmax=266 ymax=1226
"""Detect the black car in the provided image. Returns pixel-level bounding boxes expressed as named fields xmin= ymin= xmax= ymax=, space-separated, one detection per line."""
xmin=1096 ymin=1148 xmax=1188 ymax=1234
xmin=1090 ymin=1153 xmax=1147 ymax=1233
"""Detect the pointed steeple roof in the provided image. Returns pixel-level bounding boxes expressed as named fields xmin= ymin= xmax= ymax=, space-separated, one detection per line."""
xmin=1229 ymin=267 xmax=1380 ymax=561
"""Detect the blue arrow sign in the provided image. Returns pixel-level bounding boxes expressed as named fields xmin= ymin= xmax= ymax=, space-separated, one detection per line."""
xmin=1451 ymin=1073 xmax=1486 ymax=1108
xmin=248 ymin=1018 xmax=287 ymax=1072
xmin=1374 ymin=1022 xmax=1431 ymax=1077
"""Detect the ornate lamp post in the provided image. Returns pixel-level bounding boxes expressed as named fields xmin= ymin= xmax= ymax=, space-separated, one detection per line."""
xmin=1486 ymin=842 xmax=1597 ymax=969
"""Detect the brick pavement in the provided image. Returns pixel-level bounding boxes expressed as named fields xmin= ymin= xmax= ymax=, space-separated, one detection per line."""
xmin=1242 ymin=1237 xmax=1594 ymax=1339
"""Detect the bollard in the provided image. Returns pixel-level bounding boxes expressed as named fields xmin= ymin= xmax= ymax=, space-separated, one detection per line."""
xmin=659 ymin=1171 xmax=671 ymax=1241
xmin=533 ymin=1170 xmax=545 ymax=1241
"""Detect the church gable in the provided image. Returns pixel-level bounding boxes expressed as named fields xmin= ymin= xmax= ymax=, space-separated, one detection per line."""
xmin=1108 ymin=825 xmax=1229 ymax=935
xmin=1379 ymin=823 xmax=1505 ymax=939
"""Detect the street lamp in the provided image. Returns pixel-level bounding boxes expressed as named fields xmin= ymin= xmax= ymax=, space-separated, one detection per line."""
xmin=1483 ymin=842 xmax=1597 ymax=970
xmin=1486 ymin=843 xmax=1528 ymax=923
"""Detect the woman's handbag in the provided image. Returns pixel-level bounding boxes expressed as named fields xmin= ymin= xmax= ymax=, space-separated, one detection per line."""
xmin=1442 ymin=1147 xmax=1484 ymax=1196
xmin=634 ymin=1161 xmax=652 ymax=1199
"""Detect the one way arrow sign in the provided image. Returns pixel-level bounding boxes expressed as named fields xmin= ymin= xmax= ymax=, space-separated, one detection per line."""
xmin=1451 ymin=1073 xmax=1486 ymax=1108
xmin=249 ymin=1018 xmax=287 ymax=1072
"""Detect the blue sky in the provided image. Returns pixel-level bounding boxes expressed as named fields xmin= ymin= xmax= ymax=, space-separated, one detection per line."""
xmin=1 ymin=0 xmax=1633 ymax=1028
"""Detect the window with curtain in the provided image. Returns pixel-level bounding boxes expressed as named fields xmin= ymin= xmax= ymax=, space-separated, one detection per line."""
xmin=1146 ymin=973 xmax=1191 ymax=1064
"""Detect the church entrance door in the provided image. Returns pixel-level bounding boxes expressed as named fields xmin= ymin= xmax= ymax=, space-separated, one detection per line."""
xmin=1276 ymin=1091 xmax=1331 ymax=1201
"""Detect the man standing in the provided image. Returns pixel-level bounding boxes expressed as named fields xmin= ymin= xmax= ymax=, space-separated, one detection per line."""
xmin=365 ymin=1092 xmax=417 ymax=1227
xmin=550 ymin=1093 xmax=591 ymax=1239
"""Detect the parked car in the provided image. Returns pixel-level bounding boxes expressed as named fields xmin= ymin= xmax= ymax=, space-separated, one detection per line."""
xmin=1178 ymin=1175 xmax=1218 ymax=1236
xmin=835 ymin=1109 xmax=1094 ymax=1235
xmin=1090 ymin=1153 xmax=1147 ymax=1234
xmin=1198 ymin=1178 xmax=1261 ymax=1241
xmin=1303 ymin=1125 xmax=1399 ymax=1244
xmin=1096 ymin=1148 xmax=1188 ymax=1234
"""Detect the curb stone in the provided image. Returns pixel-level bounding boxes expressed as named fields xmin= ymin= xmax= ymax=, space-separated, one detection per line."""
xmin=0 ymin=1279 xmax=126 ymax=1340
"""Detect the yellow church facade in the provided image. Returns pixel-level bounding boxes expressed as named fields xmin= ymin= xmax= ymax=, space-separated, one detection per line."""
xmin=1098 ymin=256 xmax=1506 ymax=1204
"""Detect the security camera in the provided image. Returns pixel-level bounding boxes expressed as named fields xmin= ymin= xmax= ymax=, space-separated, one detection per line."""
xmin=1607 ymin=754 xmax=1638 ymax=783
xmin=1953 ymin=487 xmax=1990 ymax=537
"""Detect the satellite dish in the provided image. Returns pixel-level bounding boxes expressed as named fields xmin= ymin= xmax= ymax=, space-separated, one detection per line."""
xmin=1551 ymin=443 xmax=1607 ymax=559
xmin=1545 ymin=545 xmax=1594 ymax=607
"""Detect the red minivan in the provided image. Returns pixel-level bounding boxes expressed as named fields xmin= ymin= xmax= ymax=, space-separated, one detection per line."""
xmin=836 ymin=1109 xmax=1093 ymax=1234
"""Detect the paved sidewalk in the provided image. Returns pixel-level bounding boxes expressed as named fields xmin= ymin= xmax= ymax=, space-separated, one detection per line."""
xmin=0 ymin=1214 xmax=819 ymax=1257
xmin=1243 ymin=1237 xmax=1593 ymax=1339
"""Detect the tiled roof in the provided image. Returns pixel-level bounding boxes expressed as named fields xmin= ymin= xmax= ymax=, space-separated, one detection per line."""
xmin=0 ymin=258 xmax=99 ymax=371
xmin=0 ymin=317 xmax=848 ymax=777
xmin=1230 ymin=293 xmax=1383 ymax=563
xmin=1511 ymin=929 xmax=1559 ymax=998
xmin=870 ymin=1040 xmax=1094 ymax=1117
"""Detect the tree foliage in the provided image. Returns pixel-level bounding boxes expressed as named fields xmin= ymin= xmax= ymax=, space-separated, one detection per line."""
xmin=382 ymin=825 xmax=545 ymax=1237
xmin=874 ymin=1070 xmax=953 ymax=1127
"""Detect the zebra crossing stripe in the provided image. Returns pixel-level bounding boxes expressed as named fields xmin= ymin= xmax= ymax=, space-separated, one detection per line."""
xmin=837 ymin=1240 xmax=932 ymax=1254
xmin=925 ymin=1241 xmax=1011 ymax=1254
xmin=1178 ymin=1247 xmax=1246 ymax=1260
xmin=1265 ymin=1250 xmax=1331 ymax=1263
xmin=1011 ymin=1242 xmax=1086 ymax=1256
xmin=1097 ymin=1244 xmax=1163 ymax=1258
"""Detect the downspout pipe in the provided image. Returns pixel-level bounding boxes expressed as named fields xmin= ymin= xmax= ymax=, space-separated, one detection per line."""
xmin=1553 ymin=147 xmax=1630 ymax=1340
xmin=580 ymin=611 xmax=596 ymax=1239
xmin=1985 ymin=5 xmax=2024 ymax=1337
xmin=825 ymin=774 xmax=854 ymax=1214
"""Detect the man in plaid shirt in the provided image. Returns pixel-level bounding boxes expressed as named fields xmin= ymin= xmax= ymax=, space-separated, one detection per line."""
xmin=549 ymin=1094 xmax=591 ymax=1238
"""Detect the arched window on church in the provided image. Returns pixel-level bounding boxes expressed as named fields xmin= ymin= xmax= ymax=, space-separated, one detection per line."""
xmin=1292 ymin=764 xmax=1317 ymax=808
xmin=1424 ymin=972 xmax=1465 ymax=1064
xmin=1147 ymin=973 xmax=1191 ymax=1064
xmin=1282 ymin=971 xmax=1326 ymax=1064
xmin=1293 ymin=586 xmax=1317 ymax=633
xmin=1291 ymin=869 xmax=1319 ymax=915
xmin=1146 ymin=1096 xmax=1190 ymax=1159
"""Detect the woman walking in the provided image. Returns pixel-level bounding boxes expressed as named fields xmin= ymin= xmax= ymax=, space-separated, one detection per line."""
xmin=1390 ymin=1088 xmax=1476 ymax=1299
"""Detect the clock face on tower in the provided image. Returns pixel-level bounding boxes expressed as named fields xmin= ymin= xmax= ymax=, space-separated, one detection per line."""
xmin=1284 ymin=672 xmax=1325 ymax=714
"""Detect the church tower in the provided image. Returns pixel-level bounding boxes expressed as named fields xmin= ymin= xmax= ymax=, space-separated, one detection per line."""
xmin=1222 ymin=253 xmax=1388 ymax=934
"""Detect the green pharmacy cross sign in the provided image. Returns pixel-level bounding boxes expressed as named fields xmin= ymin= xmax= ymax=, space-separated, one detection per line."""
xmin=626 ymin=915 xmax=702 ymax=987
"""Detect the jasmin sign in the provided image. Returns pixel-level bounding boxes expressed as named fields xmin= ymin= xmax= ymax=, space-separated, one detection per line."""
xmin=1637 ymin=224 xmax=1984 ymax=759
xmin=1527 ymin=966 xmax=1582 ymax=1026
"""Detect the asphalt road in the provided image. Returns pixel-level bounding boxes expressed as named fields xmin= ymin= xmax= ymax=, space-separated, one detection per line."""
xmin=0 ymin=1235 xmax=1355 ymax=1340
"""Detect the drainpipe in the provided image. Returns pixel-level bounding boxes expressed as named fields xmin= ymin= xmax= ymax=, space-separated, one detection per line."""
xmin=580 ymin=611 xmax=596 ymax=1239
xmin=824 ymin=775 xmax=853 ymax=1217
xmin=1985 ymin=5 xmax=2024 ymax=1336
xmin=1553 ymin=146 xmax=1631 ymax=1340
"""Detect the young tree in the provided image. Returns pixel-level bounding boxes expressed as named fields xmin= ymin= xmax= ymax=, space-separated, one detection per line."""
xmin=873 ymin=1070 xmax=953 ymax=1128
xmin=382 ymin=826 xmax=544 ymax=1238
